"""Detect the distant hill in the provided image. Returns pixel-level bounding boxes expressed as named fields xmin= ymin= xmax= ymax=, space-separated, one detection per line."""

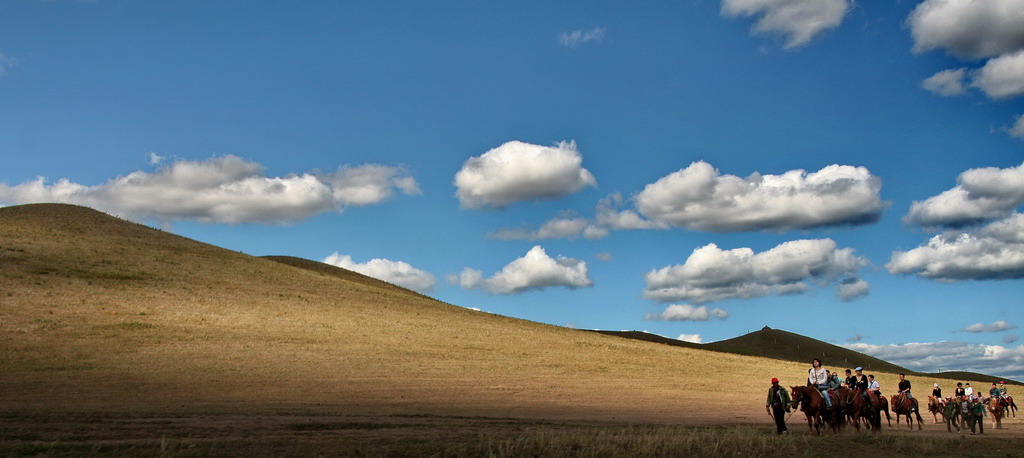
xmin=596 ymin=327 xmax=1021 ymax=385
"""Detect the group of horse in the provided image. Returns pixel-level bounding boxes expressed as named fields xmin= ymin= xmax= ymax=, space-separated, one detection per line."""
xmin=789 ymin=385 xmax=924 ymax=434
xmin=926 ymin=395 xmax=1018 ymax=432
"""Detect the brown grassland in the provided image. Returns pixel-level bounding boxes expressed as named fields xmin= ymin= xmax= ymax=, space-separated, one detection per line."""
xmin=2 ymin=203 xmax=1023 ymax=456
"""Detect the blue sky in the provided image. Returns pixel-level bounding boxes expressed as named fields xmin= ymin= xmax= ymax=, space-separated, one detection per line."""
xmin=2 ymin=0 xmax=1023 ymax=378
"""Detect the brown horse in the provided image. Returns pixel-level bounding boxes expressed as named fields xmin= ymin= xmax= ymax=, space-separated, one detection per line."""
xmin=987 ymin=397 xmax=1005 ymax=429
xmin=838 ymin=388 xmax=874 ymax=432
xmin=927 ymin=396 xmax=944 ymax=423
xmin=890 ymin=393 xmax=923 ymax=430
xmin=791 ymin=386 xmax=841 ymax=434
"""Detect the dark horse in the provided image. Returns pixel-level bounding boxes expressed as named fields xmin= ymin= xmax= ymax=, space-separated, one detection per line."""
xmin=839 ymin=388 xmax=890 ymax=432
xmin=890 ymin=393 xmax=924 ymax=430
xmin=791 ymin=386 xmax=841 ymax=434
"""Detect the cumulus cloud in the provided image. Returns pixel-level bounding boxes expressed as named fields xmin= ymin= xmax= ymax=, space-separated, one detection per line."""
xmin=836 ymin=277 xmax=870 ymax=302
xmin=845 ymin=340 xmax=1024 ymax=380
xmin=0 ymin=155 xmax=420 ymax=224
xmin=490 ymin=193 xmax=665 ymax=242
xmin=1009 ymin=115 xmax=1024 ymax=141
xmin=644 ymin=304 xmax=729 ymax=321
xmin=677 ymin=333 xmax=704 ymax=344
xmin=644 ymin=238 xmax=869 ymax=304
xmin=452 ymin=246 xmax=593 ymax=294
xmin=634 ymin=161 xmax=884 ymax=232
xmin=559 ymin=27 xmax=606 ymax=48
xmin=321 ymin=164 xmax=422 ymax=206
xmin=888 ymin=213 xmax=1024 ymax=280
xmin=964 ymin=321 xmax=1017 ymax=333
xmin=720 ymin=0 xmax=850 ymax=49
xmin=922 ymin=68 xmax=968 ymax=96
xmin=909 ymin=0 xmax=1024 ymax=101
xmin=489 ymin=213 xmax=608 ymax=241
xmin=453 ymin=140 xmax=597 ymax=209
xmin=596 ymin=192 xmax=668 ymax=230
xmin=323 ymin=253 xmax=436 ymax=293
xmin=908 ymin=0 xmax=1024 ymax=60
xmin=972 ymin=49 xmax=1024 ymax=99
xmin=905 ymin=162 xmax=1024 ymax=228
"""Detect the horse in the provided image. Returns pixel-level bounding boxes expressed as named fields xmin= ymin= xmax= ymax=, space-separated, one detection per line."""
xmin=890 ymin=393 xmax=923 ymax=430
xmin=790 ymin=386 xmax=841 ymax=434
xmin=838 ymin=388 xmax=879 ymax=432
xmin=927 ymin=396 xmax=944 ymax=423
xmin=875 ymin=392 xmax=893 ymax=427
xmin=985 ymin=397 xmax=1004 ymax=429
xmin=1004 ymin=395 xmax=1017 ymax=417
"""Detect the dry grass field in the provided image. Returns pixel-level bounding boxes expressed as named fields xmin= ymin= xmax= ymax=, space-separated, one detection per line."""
xmin=2 ymin=203 xmax=1023 ymax=456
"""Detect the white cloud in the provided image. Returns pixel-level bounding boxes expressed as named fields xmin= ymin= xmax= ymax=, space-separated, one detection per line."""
xmin=644 ymin=238 xmax=869 ymax=304
xmin=645 ymin=304 xmax=729 ymax=321
xmin=677 ymin=333 xmax=704 ymax=344
xmin=454 ymin=246 xmax=593 ymax=294
xmin=634 ymin=161 xmax=884 ymax=232
xmin=453 ymin=140 xmax=597 ymax=209
xmin=559 ymin=27 xmax=606 ymax=48
xmin=596 ymin=193 xmax=669 ymax=230
xmin=323 ymin=253 xmax=436 ymax=293
xmin=0 ymin=156 xmax=419 ymax=224
xmin=720 ymin=0 xmax=850 ymax=49
xmin=1009 ymin=115 xmax=1024 ymax=141
xmin=489 ymin=214 xmax=608 ymax=241
xmin=922 ymin=68 xmax=968 ymax=96
xmin=971 ymin=49 xmax=1024 ymax=99
xmin=908 ymin=0 xmax=1024 ymax=60
xmin=836 ymin=277 xmax=869 ymax=302
xmin=0 ymin=53 xmax=15 ymax=77
xmin=964 ymin=321 xmax=1017 ymax=333
xmin=595 ymin=252 xmax=613 ymax=262
xmin=148 ymin=152 xmax=166 ymax=165
xmin=905 ymin=162 xmax=1024 ymax=228
xmin=888 ymin=213 xmax=1024 ymax=280
xmin=909 ymin=0 xmax=1024 ymax=102
xmin=845 ymin=340 xmax=1024 ymax=381
xmin=320 ymin=163 xmax=422 ymax=206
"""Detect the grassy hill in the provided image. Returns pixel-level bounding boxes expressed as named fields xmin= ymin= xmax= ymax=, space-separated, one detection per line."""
xmin=0 ymin=203 xmax=1010 ymax=426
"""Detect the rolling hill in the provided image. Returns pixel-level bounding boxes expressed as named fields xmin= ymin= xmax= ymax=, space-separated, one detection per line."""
xmin=0 ymin=203 xmax=1008 ymax=425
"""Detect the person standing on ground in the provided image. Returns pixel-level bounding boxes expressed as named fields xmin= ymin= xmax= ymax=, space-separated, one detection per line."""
xmin=970 ymin=396 xmax=985 ymax=435
xmin=766 ymin=377 xmax=790 ymax=435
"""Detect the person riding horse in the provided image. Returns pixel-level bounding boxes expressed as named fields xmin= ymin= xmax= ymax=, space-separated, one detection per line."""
xmin=897 ymin=373 xmax=915 ymax=411
xmin=807 ymin=358 xmax=833 ymax=411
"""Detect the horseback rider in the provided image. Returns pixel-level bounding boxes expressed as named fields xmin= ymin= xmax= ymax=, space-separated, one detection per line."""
xmin=932 ymin=383 xmax=942 ymax=399
xmin=827 ymin=370 xmax=843 ymax=391
xmin=844 ymin=368 xmax=856 ymax=389
xmin=808 ymin=358 xmax=833 ymax=410
xmin=868 ymin=374 xmax=881 ymax=398
xmin=954 ymin=382 xmax=966 ymax=398
xmin=897 ymin=373 xmax=915 ymax=411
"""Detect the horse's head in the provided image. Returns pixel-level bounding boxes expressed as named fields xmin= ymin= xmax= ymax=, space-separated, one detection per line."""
xmin=790 ymin=386 xmax=803 ymax=402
